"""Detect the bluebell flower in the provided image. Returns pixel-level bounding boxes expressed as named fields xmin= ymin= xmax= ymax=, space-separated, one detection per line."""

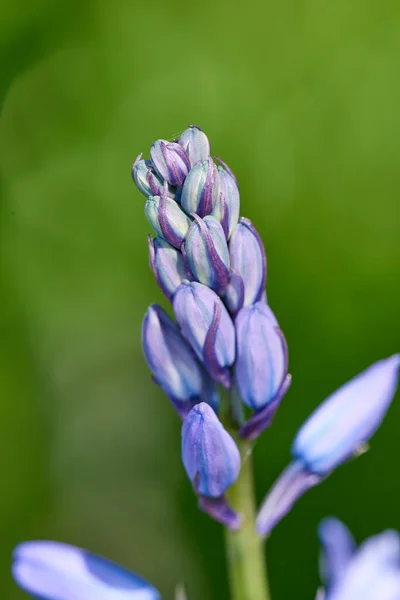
xmin=212 ymin=165 xmax=240 ymax=239
xmin=150 ymin=139 xmax=190 ymax=187
xmin=256 ymin=354 xmax=400 ymax=536
xmin=132 ymin=154 xmax=177 ymax=200
xmin=142 ymin=304 xmax=219 ymax=416
xmin=183 ymin=214 xmax=230 ymax=295
xmin=178 ymin=125 xmax=210 ymax=166
xmin=145 ymin=190 xmax=192 ymax=250
xmin=12 ymin=540 xmax=160 ymax=600
xmin=234 ymin=301 xmax=292 ymax=440
xmin=180 ymin=158 xmax=220 ymax=218
xmin=224 ymin=217 xmax=266 ymax=313
xmin=182 ymin=402 xmax=241 ymax=530
xmin=317 ymin=518 xmax=400 ymax=600
xmin=148 ymin=236 xmax=186 ymax=300
xmin=173 ymin=280 xmax=235 ymax=387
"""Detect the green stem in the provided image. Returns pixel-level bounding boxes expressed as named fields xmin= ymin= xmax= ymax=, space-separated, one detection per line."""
xmin=224 ymin=437 xmax=271 ymax=600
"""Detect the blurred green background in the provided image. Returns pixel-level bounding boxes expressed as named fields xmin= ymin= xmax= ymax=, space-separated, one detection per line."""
xmin=1 ymin=0 xmax=399 ymax=597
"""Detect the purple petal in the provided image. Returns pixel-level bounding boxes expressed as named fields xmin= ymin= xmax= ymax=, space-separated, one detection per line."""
xmin=181 ymin=402 xmax=241 ymax=497
xmin=234 ymin=302 xmax=288 ymax=410
xmin=318 ymin=518 xmax=356 ymax=590
xmin=198 ymin=494 xmax=242 ymax=531
xmin=240 ymin=374 xmax=292 ymax=440
xmin=12 ymin=541 xmax=160 ymax=600
xmin=256 ymin=461 xmax=321 ymax=537
xmin=293 ymin=354 xmax=400 ymax=475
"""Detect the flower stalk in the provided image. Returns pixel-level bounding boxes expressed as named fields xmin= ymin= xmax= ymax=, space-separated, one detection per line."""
xmin=224 ymin=435 xmax=271 ymax=600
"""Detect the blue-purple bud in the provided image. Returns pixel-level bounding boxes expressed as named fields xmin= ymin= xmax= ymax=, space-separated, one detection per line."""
xmin=256 ymin=354 xmax=400 ymax=536
xmin=212 ymin=166 xmax=240 ymax=239
xmin=12 ymin=540 xmax=160 ymax=600
xmin=173 ymin=280 xmax=235 ymax=387
xmin=150 ymin=140 xmax=190 ymax=187
xmin=148 ymin=236 xmax=186 ymax=300
xmin=225 ymin=218 xmax=267 ymax=312
xmin=293 ymin=354 xmax=400 ymax=475
xmin=178 ymin=125 xmax=210 ymax=166
xmin=181 ymin=402 xmax=240 ymax=497
xmin=145 ymin=192 xmax=192 ymax=249
xmin=180 ymin=158 xmax=220 ymax=218
xmin=132 ymin=154 xmax=177 ymax=200
xmin=184 ymin=214 xmax=230 ymax=295
xmin=235 ymin=302 xmax=288 ymax=410
xmin=142 ymin=305 xmax=219 ymax=415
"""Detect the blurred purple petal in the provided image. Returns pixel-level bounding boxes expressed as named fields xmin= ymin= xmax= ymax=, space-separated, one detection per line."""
xmin=13 ymin=541 xmax=160 ymax=600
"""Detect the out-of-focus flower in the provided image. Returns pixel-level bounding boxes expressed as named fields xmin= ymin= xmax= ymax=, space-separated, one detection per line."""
xmin=148 ymin=236 xmax=186 ymax=300
xmin=12 ymin=540 xmax=160 ymax=600
xmin=180 ymin=158 xmax=220 ymax=217
xmin=184 ymin=214 xmax=230 ymax=295
xmin=224 ymin=218 xmax=266 ymax=313
xmin=182 ymin=402 xmax=242 ymax=530
xmin=178 ymin=125 xmax=210 ymax=166
xmin=150 ymin=139 xmax=190 ymax=187
xmin=142 ymin=304 xmax=219 ymax=416
xmin=317 ymin=518 xmax=400 ymax=600
xmin=173 ymin=280 xmax=235 ymax=387
xmin=256 ymin=355 xmax=400 ymax=536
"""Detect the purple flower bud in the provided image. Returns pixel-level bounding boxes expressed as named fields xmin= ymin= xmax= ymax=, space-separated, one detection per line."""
xmin=235 ymin=301 xmax=288 ymax=411
xmin=178 ymin=125 xmax=210 ymax=166
xmin=145 ymin=192 xmax=192 ymax=249
xmin=181 ymin=402 xmax=240 ymax=497
xmin=131 ymin=154 xmax=177 ymax=200
xmin=150 ymin=140 xmax=190 ymax=187
xmin=180 ymin=158 xmax=220 ymax=218
xmin=142 ymin=305 xmax=219 ymax=415
xmin=256 ymin=355 xmax=400 ymax=537
xmin=225 ymin=218 xmax=267 ymax=311
xmin=173 ymin=281 xmax=235 ymax=387
xmin=148 ymin=236 xmax=186 ymax=300
xmin=318 ymin=519 xmax=400 ymax=600
xmin=12 ymin=540 xmax=160 ymax=600
xmin=184 ymin=214 xmax=230 ymax=295
xmin=212 ymin=166 xmax=240 ymax=239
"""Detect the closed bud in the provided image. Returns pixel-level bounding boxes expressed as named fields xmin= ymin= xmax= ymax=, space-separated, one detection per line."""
xmin=181 ymin=402 xmax=240 ymax=497
xmin=212 ymin=166 xmax=240 ymax=239
xmin=184 ymin=215 xmax=230 ymax=295
xmin=235 ymin=301 xmax=288 ymax=411
xmin=178 ymin=125 xmax=210 ymax=166
xmin=256 ymin=354 xmax=400 ymax=537
xmin=173 ymin=281 xmax=235 ymax=387
xmin=180 ymin=158 xmax=220 ymax=218
xmin=145 ymin=192 xmax=192 ymax=249
xmin=142 ymin=305 xmax=219 ymax=415
xmin=132 ymin=154 xmax=177 ymax=200
xmin=148 ymin=236 xmax=186 ymax=300
xmin=150 ymin=140 xmax=190 ymax=187
xmin=225 ymin=217 xmax=267 ymax=311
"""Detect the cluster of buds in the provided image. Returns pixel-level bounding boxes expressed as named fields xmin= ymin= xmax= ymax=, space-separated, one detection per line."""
xmin=134 ymin=125 xmax=289 ymax=528
xmin=134 ymin=125 xmax=400 ymax=533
